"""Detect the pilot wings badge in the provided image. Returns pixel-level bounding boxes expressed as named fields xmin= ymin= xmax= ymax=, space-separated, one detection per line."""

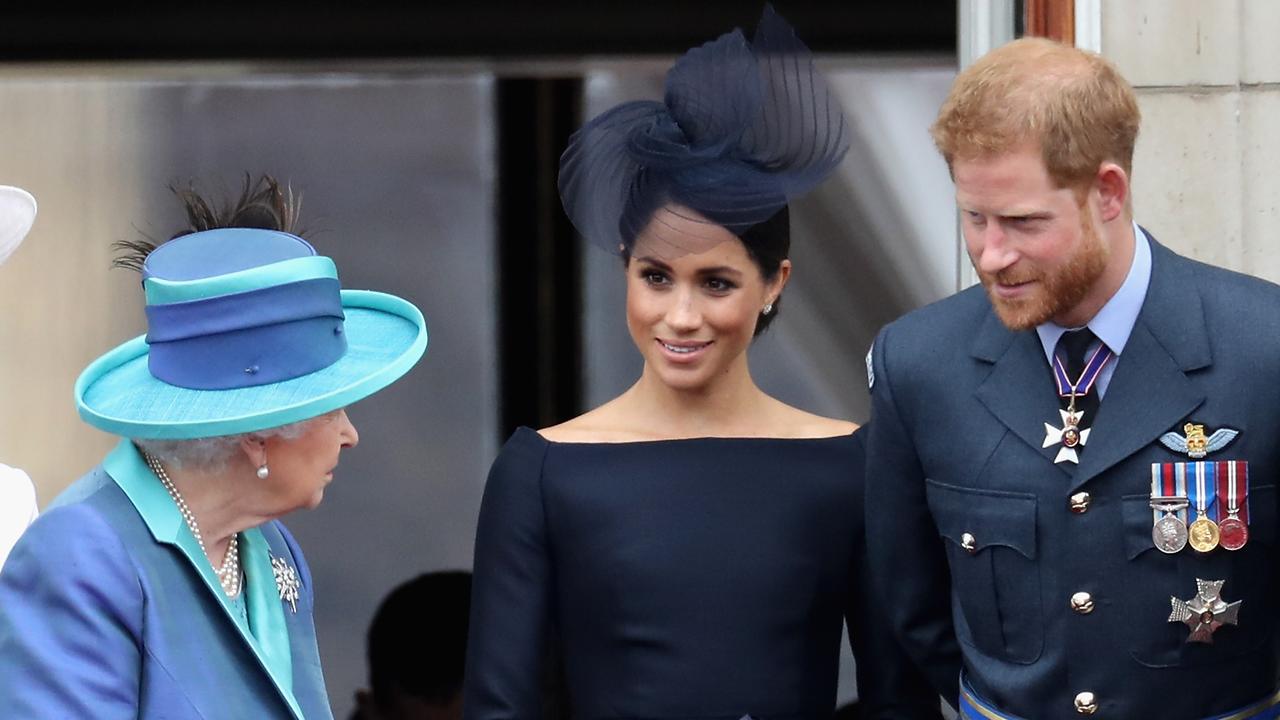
xmin=1160 ymin=423 xmax=1239 ymax=459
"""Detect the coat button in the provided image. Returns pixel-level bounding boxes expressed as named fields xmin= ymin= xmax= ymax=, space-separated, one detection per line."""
xmin=960 ymin=532 xmax=976 ymax=553
xmin=1069 ymin=491 xmax=1091 ymax=513
xmin=1070 ymin=592 xmax=1095 ymax=614
xmin=1074 ymin=691 xmax=1098 ymax=714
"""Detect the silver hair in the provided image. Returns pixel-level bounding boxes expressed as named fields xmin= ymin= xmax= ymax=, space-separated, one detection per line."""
xmin=133 ymin=419 xmax=313 ymax=472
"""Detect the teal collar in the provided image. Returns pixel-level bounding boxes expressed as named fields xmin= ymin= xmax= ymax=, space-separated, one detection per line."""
xmin=105 ymin=440 xmax=303 ymax=719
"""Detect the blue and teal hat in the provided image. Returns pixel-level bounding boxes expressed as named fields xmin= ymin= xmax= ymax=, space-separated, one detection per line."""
xmin=75 ymin=228 xmax=427 ymax=440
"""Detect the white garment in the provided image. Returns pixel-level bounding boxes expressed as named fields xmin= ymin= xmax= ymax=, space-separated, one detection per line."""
xmin=0 ymin=464 xmax=37 ymax=570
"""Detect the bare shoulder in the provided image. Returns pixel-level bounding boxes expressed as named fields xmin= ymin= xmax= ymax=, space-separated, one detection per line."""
xmin=766 ymin=400 xmax=858 ymax=439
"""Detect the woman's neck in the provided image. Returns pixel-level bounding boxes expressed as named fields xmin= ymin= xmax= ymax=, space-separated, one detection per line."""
xmin=625 ymin=358 xmax=771 ymax=437
xmin=159 ymin=459 xmax=270 ymax=564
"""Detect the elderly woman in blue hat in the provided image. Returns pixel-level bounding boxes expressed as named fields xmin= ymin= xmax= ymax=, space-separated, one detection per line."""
xmin=465 ymin=8 xmax=939 ymax=720
xmin=0 ymin=178 xmax=427 ymax=719
xmin=0 ymin=184 xmax=39 ymax=570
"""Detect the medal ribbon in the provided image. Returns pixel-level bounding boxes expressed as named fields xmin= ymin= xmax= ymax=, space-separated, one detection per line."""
xmin=1187 ymin=461 xmax=1217 ymax=522
xmin=1151 ymin=462 xmax=1190 ymax=526
xmin=1214 ymin=460 xmax=1250 ymax=523
xmin=1052 ymin=341 xmax=1114 ymax=399
xmin=1150 ymin=465 xmax=1162 ymax=527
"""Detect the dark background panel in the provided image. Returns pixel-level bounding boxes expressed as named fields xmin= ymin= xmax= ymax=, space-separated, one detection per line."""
xmin=1 ymin=2 xmax=954 ymax=61
xmin=497 ymin=77 xmax=584 ymax=436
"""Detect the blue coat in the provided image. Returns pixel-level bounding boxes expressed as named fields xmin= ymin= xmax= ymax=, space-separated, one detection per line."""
xmin=0 ymin=441 xmax=333 ymax=719
xmin=865 ymin=238 xmax=1280 ymax=718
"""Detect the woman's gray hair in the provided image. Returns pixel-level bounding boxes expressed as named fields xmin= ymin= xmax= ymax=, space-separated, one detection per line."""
xmin=133 ymin=418 xmax=313 ymax=472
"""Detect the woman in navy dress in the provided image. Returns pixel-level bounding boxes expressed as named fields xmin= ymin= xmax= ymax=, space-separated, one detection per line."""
xmin=464 ymin=8 xmax=940 ymax=719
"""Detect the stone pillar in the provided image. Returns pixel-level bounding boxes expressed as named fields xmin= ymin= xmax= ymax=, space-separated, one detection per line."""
xmin=1101 ymin=0 xmax=1280 ymax=281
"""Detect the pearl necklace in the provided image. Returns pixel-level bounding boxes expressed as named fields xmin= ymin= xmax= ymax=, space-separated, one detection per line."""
xmin=143 ymin=452 xmax=242 ymax=598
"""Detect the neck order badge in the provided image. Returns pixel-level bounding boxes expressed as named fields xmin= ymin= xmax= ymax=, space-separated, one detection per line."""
xmin=1043 ymin=337 xmax=1113 ymax=465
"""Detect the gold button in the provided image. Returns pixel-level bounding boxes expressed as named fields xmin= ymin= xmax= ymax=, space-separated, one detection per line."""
xmin=1069 ymin=491 xmax=1091 ymax=513
xmin=960 ymin=532 xmax=976 ymax=553
xmin=1070 ymin=592 xmax=1094 ymax=614
xmin=1074 ymin=691 xmax=1098 ymax=715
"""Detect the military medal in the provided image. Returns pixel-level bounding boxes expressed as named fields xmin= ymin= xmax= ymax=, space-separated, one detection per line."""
xmin=1216 ymin=460 xmax=1250 ymax=551
xmin=1152 ymin=504 xmax=1190 ymax=554
xmin=1187 ymin=518 xmax=1219 ymax=552
xmin=1187 ymin=462 xmax=1220 ymax=553
xmin=1044 ymin=341 xmax=1112 ymax=464
xmin=1153 ymin=508 xmax=1189 ymax=553
xmin=1169 ymin=578 xmax=1241 ymax=643
xmin=1158 ymin=422 xmax=1248 ymax=552
xmin=1150 ymin=463 xmax=1189 ymax=554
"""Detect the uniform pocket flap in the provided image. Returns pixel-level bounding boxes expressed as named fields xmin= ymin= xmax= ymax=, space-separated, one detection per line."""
xmin=925 ymin=479 xmax=1038 ymax=559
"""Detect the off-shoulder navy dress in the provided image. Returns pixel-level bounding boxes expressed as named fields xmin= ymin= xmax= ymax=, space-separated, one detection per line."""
xmin=464 ymin=426 xmax=939 ymax=720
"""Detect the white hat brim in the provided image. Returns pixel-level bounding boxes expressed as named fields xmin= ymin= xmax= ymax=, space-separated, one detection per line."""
xmin=0 ymin=186 xmax=36 ymax=266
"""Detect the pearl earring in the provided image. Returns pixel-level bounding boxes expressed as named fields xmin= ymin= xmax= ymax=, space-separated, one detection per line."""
xmin=256 ymin=463 xmax=270 ymax=480
xmin=762 ymin=303 xmax=774 ymax=315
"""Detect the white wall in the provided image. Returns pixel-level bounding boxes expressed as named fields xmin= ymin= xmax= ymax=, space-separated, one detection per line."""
xmin=1103 ymin=0 xmax=1280 ymax=280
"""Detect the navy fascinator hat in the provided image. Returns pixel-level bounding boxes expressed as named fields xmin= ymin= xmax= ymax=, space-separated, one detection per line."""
xmin=558 ymin=4 xmax=849 ymax=257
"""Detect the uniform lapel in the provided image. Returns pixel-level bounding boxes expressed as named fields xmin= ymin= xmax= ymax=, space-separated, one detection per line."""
xmin=969 ymin=237 xmax=1210 ymax=485
xmin=971 ymin=309 xmax=1073 ymax=477
xmin=1071 ymin=240 xmax=1210 ymax=489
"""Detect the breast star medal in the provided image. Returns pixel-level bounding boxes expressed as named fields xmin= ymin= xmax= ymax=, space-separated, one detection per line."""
xmin=1044 ymin=406 xmax=1089 ymax=464
xmin=1169 ymin=578 xmax=1241 ymax=643
xmin=271 ymin=555 xmax=301 ymax=614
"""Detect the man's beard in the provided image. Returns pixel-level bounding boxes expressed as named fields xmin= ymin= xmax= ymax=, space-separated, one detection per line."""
xmin=979 ymin=217 xmax=1109 ymax=331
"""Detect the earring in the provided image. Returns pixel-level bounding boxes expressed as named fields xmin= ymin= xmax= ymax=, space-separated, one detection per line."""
xmin=256 ymin=463 xmax=270 ymax=480
xmin=762 ymin=303 xmax=774 ymax=316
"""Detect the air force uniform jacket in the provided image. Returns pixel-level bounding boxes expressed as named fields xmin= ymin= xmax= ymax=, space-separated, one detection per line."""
xmin=866 ymin=232 xmax=1280 ymax=718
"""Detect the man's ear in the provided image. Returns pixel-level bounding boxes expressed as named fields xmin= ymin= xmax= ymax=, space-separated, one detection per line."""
xmin=1094 ymin=161 xmax=1129 ymax=222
